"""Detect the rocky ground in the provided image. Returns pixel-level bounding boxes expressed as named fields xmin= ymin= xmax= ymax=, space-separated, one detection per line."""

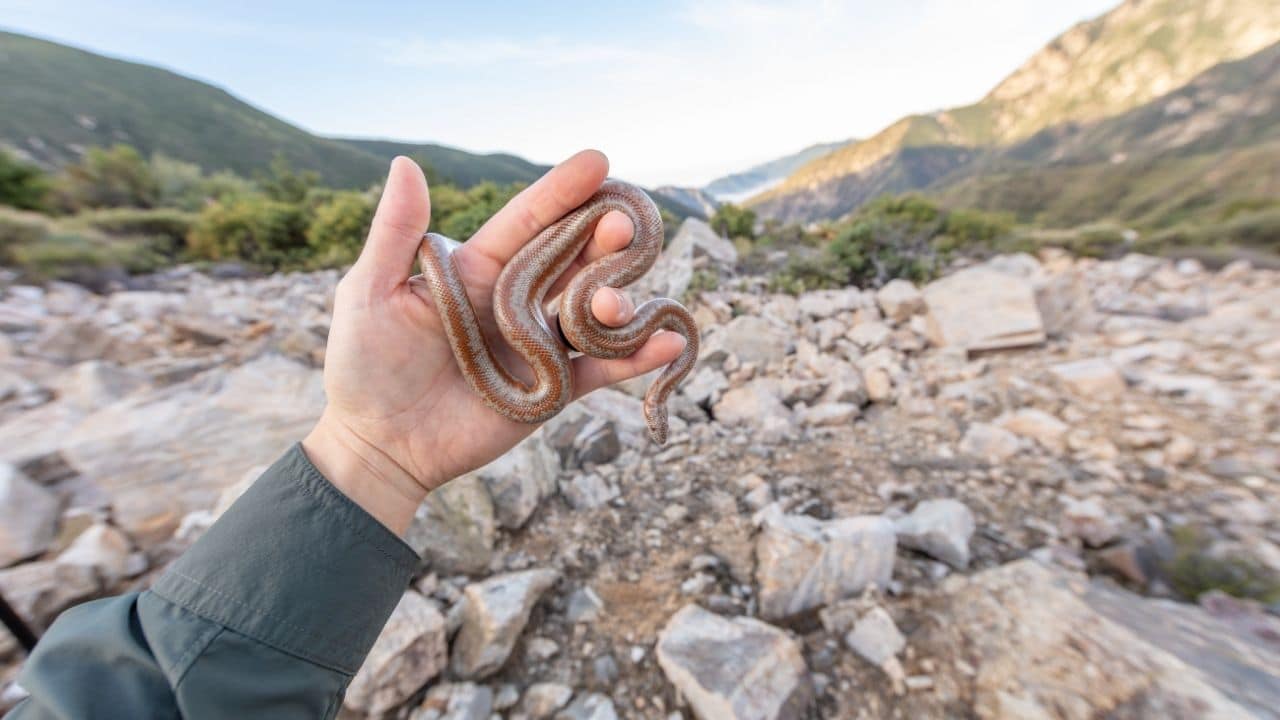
xmin=1 ymin=219 xmax=1278 ymax=719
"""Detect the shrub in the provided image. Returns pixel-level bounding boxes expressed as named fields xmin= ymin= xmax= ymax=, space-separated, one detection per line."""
xmin=187 ymin=196 xmax=311 ymax=269
xmin=0 ymin=150 xmax=51 ymax=211
xmin=1164 ymin=526 xmax=1280 ymax=603
xmin=436 ymin=182 xmax=520 ymax=241
xmin=10 ymin=231 xmax=167 ymax=283
xmin=69 ymin=208 xmax=196 ymax=257
xmin=258 ymin=155 xmax=320 ymax=204
xmin=306 ymin=191 xmax=375 ymax=268
xmin=58 ymin=145 xmax=160 ymax=210
xmin=710 ymin=203 xmax=756 ymax=240
xmin=151 ymin=154 xmax=207 ymax=211
xmin=769 ymin=251 xmax=846 ymax=295
xmin=0 ymin=208 xmax=52 ymax=262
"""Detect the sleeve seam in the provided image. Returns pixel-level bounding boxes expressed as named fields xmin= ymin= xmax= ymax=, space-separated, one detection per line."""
xmin=169 ymin=623 xmax=223 ymax=690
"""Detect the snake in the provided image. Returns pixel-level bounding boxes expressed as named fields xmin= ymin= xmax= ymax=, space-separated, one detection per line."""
xmin=416 ymin=180 xmax=699 ymax=444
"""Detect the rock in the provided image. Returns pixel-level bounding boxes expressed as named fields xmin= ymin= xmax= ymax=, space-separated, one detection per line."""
xmin=682 ymin=367 xmax=730 ymax=407
xmin=799 ymin=402 xmax=859 ymax=427
xmin=451 ymin=568 xmax=560 ymax=678
xmin=862 ymin=366 xmax=893 ymax=403
xmin=409 ymin=682 xmax=493 ymax=720
xmin=656 ymin=604 xmax=811 ymax=720
xmin=406 ymin=475 xmax=496 ymax=574
xmin=633 ymin=220 xmax=695 ymax=300
xmin=894 ymin=499 xmax=975 ymax=569
xmin=922 ymin=266 xmax=1045 ymax=353
xmin=56 ymin=523 xmax=135 ymax=584
xmin=521 ymin=682 xmax=574 ymax=719
xmin=703 ymin=316 xmax=789 ymax=367
xmin=876 ymin=279 xmax=924 ymax=323
xmin=0 ymin=463 xmax=60 ymax=566
xmin=169 ymin=316 xmax=239 ymax=346
xmin=473 ymin=431 xmax=559 ymax=529
xmin=713 ymin=380 xmax=789 ymax=427
xmin=755 ymin=509 xmax=896 ymax=619
xmin=996 ymin=408 xmax=1068 ymax=452
xmin=846 ymin=606 xmax=905 ymax=667
xmin=28 ymin=319 xmax=150 ymax=365
xmin=1060 ymin=495 xmax=1120 ymax=548
xmin=1050 ymin=358 xmax=1126 ymax=397
xmin=0 ymin=355 xmax=326 ymax=542
xmin=554 ymin=692 xmax=619 ymax=720
xmin=560 ymin=473 xmax=619 ymax=510
xmin=933 ymin=559 xmax=1259 ymax=718
xmin=675 ymin=218 xmax=739 ymax=266
xmin=567 ymin=586 xmax=606 ymax=623
xmin=958 ymin=423 xmax=1020 ymax=463
xmin=848 ymin=321 xmax=891 ymax=349
xmin=274 ymin=327 xmax=326 ymax=367
xmin=0 ymin=560 xmax=100 ymax=627
xmin=53 ymin=361 xmax=147 ymax=408
xmin=345 ymin=591 xmax=448 ymax=715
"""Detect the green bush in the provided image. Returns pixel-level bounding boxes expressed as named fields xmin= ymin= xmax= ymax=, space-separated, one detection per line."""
xmin=306 ymin=191 xmax=375 ymax=268
xmin=11 ymin=231 xmax=167 ymax=282
xmin=0 ymin=208 xmax=52 ymax=262
xmin=710 ymin=203 xmax=756 ymax=240
xmin=258 ymin=155 xmax=320 ymax=204
xmin=188 ymin=196 xmax=311 ymax=269
xmin=769 ymin=252 xmax=846 ymax=295
xmin=435 ymin=182 xmax=520 ymax=241
xmin=58 ymin=145 xmax=160 ymax=210
xmin=1165 ymin=526 xmax=1280 ymax=603
xmin=0 ymin=150 xmax=51 ymax=211
xmin=69 ymin=208 xmax=196 ymax=257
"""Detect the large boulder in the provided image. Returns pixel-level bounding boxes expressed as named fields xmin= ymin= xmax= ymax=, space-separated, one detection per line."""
xmin=702 ymin=316 xmax=789 ymax=368
xmin=451 ymin=569 xmax=560 ymax=679
xmin=931 ymin=560 xmax=1257 ymax=718
xmin=345 ymin=591 xmax=448 ymax=715
xmin=406 ymin=475 xmax=496 ymax=575
xmin=713 ymin=380 xmax=789 ymax=428
xmin=0 ymin=560 xmax=100 ymax=628
xmin=0 ymin=355 xmax=325 ymax=542
xmin=471 ymin=430 xmax=559 ymax=529
xmin=0 ymin=463 xmax=60 ymax=566
xmin=755 ymin=508 xmax=896 ymax=620
xmin=893 ymin=498 xmax=975 ymax=569
xmin=56 ymin=523 xmax=138 ymax=584
xmin=875 ymin=279 xmax=924 ymax=323
xmin=922 ymin=266 xmax=1045 ymax=353
xmin=656 ymin=604 xmax=811 ymax=720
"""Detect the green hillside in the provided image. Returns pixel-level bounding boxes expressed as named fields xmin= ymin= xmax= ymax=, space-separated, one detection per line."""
xmin=0 ymin=31 xmax=553 ymax=191
xmin=339 ymin=138 xmax=548 ymax=188
xmin=752 ymin=0 xmax=1280 ymax=223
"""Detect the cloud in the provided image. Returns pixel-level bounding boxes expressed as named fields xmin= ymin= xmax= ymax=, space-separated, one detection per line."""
xmin=381 ymin=35 xmax=647 ymax=69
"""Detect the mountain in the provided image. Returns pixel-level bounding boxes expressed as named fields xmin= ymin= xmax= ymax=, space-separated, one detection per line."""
xmin=0 ymin=31 xmax=541 ymax=189
xmin=703 ymin=141 xmax=849 ymax=202
xmin=652 ymin=186 xmax=717 ymax=218
xmin=751 ymin=0 xmax=1280 ymax=224
xmin=938 ymin=40 xmax=1280 ymax=229
xmin=337 ymin=138 xmax=548 ymax=188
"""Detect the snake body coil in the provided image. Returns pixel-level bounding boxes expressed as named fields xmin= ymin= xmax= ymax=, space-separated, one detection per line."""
xmin=416 ymin=180 xmax=699 ymax=443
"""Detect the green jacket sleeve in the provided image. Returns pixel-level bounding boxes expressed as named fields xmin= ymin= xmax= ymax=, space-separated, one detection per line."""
xmin=7 ymin=443 xmax=419 ymax=720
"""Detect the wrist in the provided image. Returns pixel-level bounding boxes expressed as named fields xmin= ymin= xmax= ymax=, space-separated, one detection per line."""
xmin=302 ymin=412 xmax=428 ymax=536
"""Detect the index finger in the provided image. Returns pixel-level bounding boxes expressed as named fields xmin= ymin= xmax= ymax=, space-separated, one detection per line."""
xmin=463 ymin=149 xmax=608 ymax=265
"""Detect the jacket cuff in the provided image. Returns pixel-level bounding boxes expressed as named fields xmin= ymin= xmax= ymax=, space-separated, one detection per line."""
xmin=152 ymin=443 xmax=418 ymax=675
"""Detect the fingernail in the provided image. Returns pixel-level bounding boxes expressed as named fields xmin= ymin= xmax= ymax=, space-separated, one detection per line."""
xmin=611 ymin=288 xmax=631 ymax=321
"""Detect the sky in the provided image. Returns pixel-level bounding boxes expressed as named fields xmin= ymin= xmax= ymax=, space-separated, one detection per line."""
xmin=0 ymin=0 xmax=1119 ymax=187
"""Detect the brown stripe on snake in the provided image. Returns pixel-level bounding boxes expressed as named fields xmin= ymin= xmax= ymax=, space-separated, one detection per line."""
xmin=416 ymin=180 xmax=700 ymax=444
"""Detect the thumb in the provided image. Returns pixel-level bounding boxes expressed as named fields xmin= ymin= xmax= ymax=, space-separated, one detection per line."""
xmin=351 ymin=156 xmax=432 ymax=293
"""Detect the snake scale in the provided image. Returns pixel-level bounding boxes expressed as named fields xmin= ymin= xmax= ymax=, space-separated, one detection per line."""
xmin=416 ymin=180 xmax=699 ymax=444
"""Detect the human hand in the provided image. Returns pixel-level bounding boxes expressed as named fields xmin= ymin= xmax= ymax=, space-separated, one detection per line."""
xmin=303 ymin=151 xmax=686 ymax=535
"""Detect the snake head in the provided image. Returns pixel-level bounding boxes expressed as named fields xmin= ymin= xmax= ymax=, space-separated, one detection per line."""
xmin=643 ymin=403 xmax=669 ymax=445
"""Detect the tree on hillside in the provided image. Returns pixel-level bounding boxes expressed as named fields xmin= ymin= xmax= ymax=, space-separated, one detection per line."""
xmin=259 ymin=155 xmax=320 ymax=204
xmin=0 ymin=150 xmax=50 ymax=211
xmin=710 ymin=203 xmax=756 ymax=240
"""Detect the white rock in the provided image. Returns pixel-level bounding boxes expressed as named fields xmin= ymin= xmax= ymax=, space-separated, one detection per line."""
xmin=409 ymin=682 xmax=493 ymax=720
xmin=656 ymin=604 xmax=811 ymax=720
xmin=756 ymin=509 xmax=896 ymax=619
xmin=846 ymin=606 xmax=905 ymax=666
xmin=0 ymin=560 xmax=100 ymax=627
xmin=958 ymin=423 xmax=1020 ymax=463
xmin=0 ymin=463 xmax=60 ymax=566
xmin=560 ymin=473 xmax=619 ymax=510
xmin=56 ymin=523 xmax=135 ymax=584
xmin=713 ymin=380 xmax=789 ymax=427
xmin=520 ymin=682 xmax=574 ymax=719
xmin=922 ymin=266 xmax=1045 ymax=353
xmin=894 ymin=499 xmax=975 ymax=569
xmin=452 ymin=568 xmax=560 ymax=678
xmin=345 ymin=592 xmax=448 ymax=715
xmin=406 ymin=475 xmax=496 ymax=575
xmin=848 ymin=321 xmax=891 ymax=349
xmin=554 ymin=692 xmax=619 ymax=720
xmin=1050 ymin=358 xmax=1126 ymax=397
xmin=876 ymin=280 xmax=924 ymax=323
xmin=1061 ymin=496 xmax=1120 ymax=548
xmin=799 ymin=402 xmax=859 ymax=427
xmin=702 ymin=316 xmax=789 ymax=368
xmin=996 ymin=408 xmax=1069 ymax=452
xmin=473 ymin=430 xmax=559 ymax=529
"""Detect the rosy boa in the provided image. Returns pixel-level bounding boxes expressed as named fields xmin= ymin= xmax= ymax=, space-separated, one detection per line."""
xmin=416 ymin=180 xmax=699 ymax=444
